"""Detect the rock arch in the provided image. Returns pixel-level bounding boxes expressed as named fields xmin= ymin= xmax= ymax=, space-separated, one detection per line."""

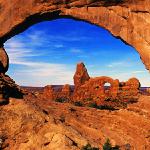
xmin=0 ymin=0 xmax=150 ymax=74
xmin=99 ymin=77 xmax=119 ymax=98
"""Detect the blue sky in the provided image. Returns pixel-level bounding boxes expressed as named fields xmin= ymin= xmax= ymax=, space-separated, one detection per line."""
xmin=4 ymin=18 xmax=150 ymax=87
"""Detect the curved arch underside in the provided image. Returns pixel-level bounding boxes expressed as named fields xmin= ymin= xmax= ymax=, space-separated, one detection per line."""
xmin=0 ymin=0 xmax=150 ymax=72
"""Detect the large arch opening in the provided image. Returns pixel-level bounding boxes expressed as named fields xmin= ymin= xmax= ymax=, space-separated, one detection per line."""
xmin=3 ymin=18 xmax=150 ymax=88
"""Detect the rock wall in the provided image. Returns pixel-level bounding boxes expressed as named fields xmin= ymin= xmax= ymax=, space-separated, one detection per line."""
xmin=0 ymin=0 xmax=150 ymax=73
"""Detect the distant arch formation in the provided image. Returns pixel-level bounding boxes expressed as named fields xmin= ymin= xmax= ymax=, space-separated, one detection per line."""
xmin=41 ymin=62 xmax=140 ymax=104
xmin=0 ymin=0 xmax=150 ymax=74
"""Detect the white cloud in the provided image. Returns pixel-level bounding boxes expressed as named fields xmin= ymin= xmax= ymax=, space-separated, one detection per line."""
xmin=27 ymin=30 xmax=90 ymax=43
xmin=107 ymin=61 xmax=131 ymax=68
xmin=14 ymin=62 xmax=74 ymax=86
xmin=70 ymin=49 xmax=82 ymax=53
xmin=28 ymin=31 xmax=45 ymax=42
xmin=5 ymin=38 xmax=74 ymax=86
xmin=131 ymin=70 xmax=146 ymax=74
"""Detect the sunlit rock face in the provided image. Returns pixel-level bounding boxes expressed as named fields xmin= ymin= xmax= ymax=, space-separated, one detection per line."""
xmin=72 ymin=63 xmax=140 ymax=105
xmin=42 ymin=84 xmax=72 ymax=101
xmin=41 ymin=62 xmax=140 ymax=106
xmin=0 ymin=0 xmax=150 ymax=72
xmin=74 ymin=62 xmax=90 ymax=90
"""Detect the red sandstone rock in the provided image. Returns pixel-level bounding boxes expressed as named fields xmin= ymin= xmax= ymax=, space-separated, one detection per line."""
xmin=126 ymin=78 xmax=140 ymax=89
xmin=61 ymin=84 xmax=71 ymax=97
xmin=74 ymin=62 xmax=90 ymax=90
xmin=122 ymin=77 xmax=140 ymax=96
xmin=42 ymin=84 xmax=72 ymax=101
xmin=43 ymin=85 xmax=54 ymax=100
xmin=55 ymin=84 xmax=72 ymax=101
xmin=41 ymin=63 xmax=140 ymax=106
xmin=62 ymin=84 xmax=71 ymax=92
xmin=73 ymin=76 xmax=119 ymax=104
xmin=0 ymin=47 xmax=9 ymax=73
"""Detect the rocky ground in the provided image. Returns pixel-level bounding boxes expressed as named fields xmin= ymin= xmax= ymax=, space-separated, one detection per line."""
xmin=0 ymin=93 xmax=150 ymax=150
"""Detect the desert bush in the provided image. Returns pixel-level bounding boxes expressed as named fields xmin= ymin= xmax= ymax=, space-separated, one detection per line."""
xmin=98 ymin=105 xmax=116 ymax=111
xmin=103 ymin=139 xmax=112 ymax=150
xmin=88 ymin=102 xmax=98 ymax=108
xmin=74 ymin=101 xmax=83 ymax=107
xmin=103 ymin=138 xmax=120 ymax=150
xmin=88 ymin=103 xmax=116 ymax=111
xmin=55 ymin=98 xmax=67 ymax=103
xmin=81 ymin=143 xmax=99 ymax=150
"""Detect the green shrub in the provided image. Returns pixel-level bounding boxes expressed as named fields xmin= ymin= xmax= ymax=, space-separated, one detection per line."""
xmin=103 ymin=139 xmax=112 ymax=150
xmin=81 ymin=143 xmax=99 ymax=150
xmin=88 ymin=102 xmax=98 ymax=108
xmin=55 ymin=98 xmax=67 ymax=103
xmin=88 ymin=103 xmax=116 ymax=111
xmin=74 ymin=101 xmax=83 ymax=107
xmin=103 ymin=139 xmax=120 ymax=150
xmin=98 ymin=105 xmax=116 ymax=111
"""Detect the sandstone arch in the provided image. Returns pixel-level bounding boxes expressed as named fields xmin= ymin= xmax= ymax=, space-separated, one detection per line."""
xmin=88 ymin=77 xmax=119 ymax=98
xmin=99 ymin=77 xmax=119 ymax=98
xmin=0 ymin=0 xmax=150 ymax=74
xmin=72 ymin=76 xmax=120 ymax=102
